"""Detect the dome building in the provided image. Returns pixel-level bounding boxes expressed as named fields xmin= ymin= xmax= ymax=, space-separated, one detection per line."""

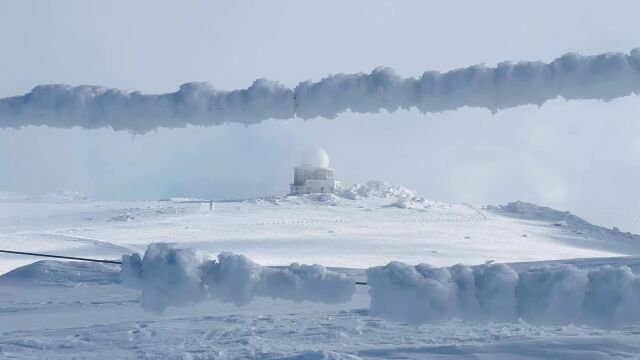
xmin=290 ymin=147 xmax=342 ymax=195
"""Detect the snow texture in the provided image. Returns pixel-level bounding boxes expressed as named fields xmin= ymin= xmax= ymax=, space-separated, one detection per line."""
xmin=488 ymin=201 xmax=640 ymax=240
xmin=0 ymin=191 xmax=28 ymax=200
xmin=121 ymin=243 xmax=355 ymax=313
xmin=339 ymin=180 xmax=418 ymax=200
xmin=0 ymin=260 xmax=120 ymax=287
xmin=2 ymin=49 xmax=639 ymax=133
xmin=272 ymin=351 xmax=363 ymax=360
xmin=366 ymin=261 xmax=640 ymax=327
xmin=42 ymin=190 xmax=88 ymax=201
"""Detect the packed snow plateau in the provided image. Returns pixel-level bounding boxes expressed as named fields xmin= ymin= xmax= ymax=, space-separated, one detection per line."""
xmin=1 ymin=182 xmax=638 ymax=274
xmin=1 ymin=183 xmax=640 ymax=359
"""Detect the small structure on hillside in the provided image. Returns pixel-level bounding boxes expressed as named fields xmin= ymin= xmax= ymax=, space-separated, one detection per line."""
xmin=290 ymin=147 xmax=342 ymax=195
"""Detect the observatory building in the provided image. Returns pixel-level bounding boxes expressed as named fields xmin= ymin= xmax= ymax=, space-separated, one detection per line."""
xmin=290 ymin=147 xmax=342 ymax=195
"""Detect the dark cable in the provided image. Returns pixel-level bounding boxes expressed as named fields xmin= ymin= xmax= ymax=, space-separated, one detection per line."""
xmin=0 ymin=249 xmax=122 ymax=264
xmin=0 ymin=249 xmax=369 ymax=285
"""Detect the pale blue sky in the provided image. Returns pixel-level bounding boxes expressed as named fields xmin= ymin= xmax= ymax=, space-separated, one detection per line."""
xmin=1 ymin=0 xmax=639 ymax=232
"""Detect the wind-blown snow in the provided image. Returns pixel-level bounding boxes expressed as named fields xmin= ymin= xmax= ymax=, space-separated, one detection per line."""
xmin=339 ymin=180 xmax=419 ymax=200
xmin=366 ymin=261 xmax=640 ymax=327
xmin=121 ymin=243 xmax=355 ymax=313
xmin=2 ymin=49 xmax=639 ymax=133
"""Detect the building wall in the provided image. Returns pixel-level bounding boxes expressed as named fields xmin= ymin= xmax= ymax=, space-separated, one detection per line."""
xmin=293 ymin=166 xmax=334 ymax=186
xmin=291 ymin=166 xmax=341 ymax=195
xmin=290 ymin=179 xmax=341 ymax=195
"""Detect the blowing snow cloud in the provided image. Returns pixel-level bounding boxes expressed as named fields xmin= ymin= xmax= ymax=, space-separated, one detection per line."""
xmin=1 ymin=49 xmax=639 ymax=133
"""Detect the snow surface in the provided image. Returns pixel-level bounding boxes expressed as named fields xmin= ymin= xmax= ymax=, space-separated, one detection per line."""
xmin=1 ymin=258 xmax=640 ymax=359
xmin=0 ymin=191 xmax=28 ymax=201
xmin=2 ymin=184 xmax=637 ymax=275
xmin=1 ymin=185 xmax=640 ymax=358
xmin=42 ymin=190 xmax=89 ymax=201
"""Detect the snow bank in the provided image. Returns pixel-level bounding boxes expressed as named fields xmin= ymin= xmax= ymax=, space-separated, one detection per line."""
xmin=273 ymin=350 xmax=362 ymax=360
xmin=2 ymin=49 xmax=639 ymax=133
xmin=388 ymin=197 xmax=415 ymax=209
xmin=488 ymin=201 xmax=639 ymax=239
xmin=110 ymin=213 xmax=134 ymax=222
xmin=0 ymin=260 xmax=120 ymax=287
xmin=121 ymin=243 xmax=355 ymax=313
xmin=0 ymin=191 xmax=28 ymax=200
xmin=366 ymin=261 xmax=640 ymax=326
xmin=42 ymin=190 xmax=88 ymax=201
xmin=340 ymin=180 xmax=418 ymax=200
xmin=487 ymin=201 xmax=590 ymax=226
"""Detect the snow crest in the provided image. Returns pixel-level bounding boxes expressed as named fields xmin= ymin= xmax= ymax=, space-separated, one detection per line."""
xmin=339 ymin=180 xmax=418 ymax=200
xmin=121 ymin=243 xmax=355 ymax=313
xmin=488 ymin=201 xmax=639 ymax=239
xmin=366 ymin=261 xmax=640 ymax=326
xmin=42 ymin=190 xmax=88 ymax=201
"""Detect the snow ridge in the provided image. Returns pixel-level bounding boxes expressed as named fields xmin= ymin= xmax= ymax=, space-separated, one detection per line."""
xmin=339 ymin=180 xmax=419 ymax=200
xmin=488 ymin=201 xmax=639 ymax=240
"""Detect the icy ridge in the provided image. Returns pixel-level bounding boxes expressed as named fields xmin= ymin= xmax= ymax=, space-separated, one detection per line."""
xmin=339 ymin=180 xmax=419 ymax=200
xmin=487 ymin=201 xmax=639 ymax=240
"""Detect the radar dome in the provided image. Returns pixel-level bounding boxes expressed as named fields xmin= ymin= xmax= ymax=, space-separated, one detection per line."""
xmin=301 ymin=147 xmax=330 ymax=168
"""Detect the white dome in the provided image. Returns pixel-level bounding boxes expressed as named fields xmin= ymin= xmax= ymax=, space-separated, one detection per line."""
xmin=301 ymin=147 xmax=330 ymax=168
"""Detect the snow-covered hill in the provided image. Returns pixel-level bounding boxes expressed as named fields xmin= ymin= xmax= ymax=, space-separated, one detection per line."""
xmin=1 ymin=181 xmax=638 ymax=274
xmin=1 ymin=183 xmax=640 ymax=359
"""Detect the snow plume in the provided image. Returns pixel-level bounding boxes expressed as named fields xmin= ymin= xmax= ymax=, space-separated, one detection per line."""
xmin=2 ymin=49 xmax=640 ymax=133
xmin=121 ymin=243 xmax=355 ymax=313
xmin=366 ymin=261 xmax=640 ymax=327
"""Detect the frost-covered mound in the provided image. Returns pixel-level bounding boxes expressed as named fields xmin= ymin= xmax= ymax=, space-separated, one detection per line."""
xmin=161 ymin=197 xmax=208 ymax=202
xmin=487 ymin=201 xmax=591 ymax=226
xmin=43 ymin=190 xmax=89 ymax=201
xmin=121 ymin=243 xmax=355 ymax=313
xmin=110 ymin=212 xmax=134 ymax=222
xmin=275 ymin=351 xmax=363 ymax=360
xmin=0 ymin=191 xmax=29 ymax=200
xmin=0 ymin=260 xmax=120 ymax=287
xmin=367 ymin=261 xmax=640 ymax=327
xmin=339 ymin=180 xmax=419 ymax=200
xmin=285 ymin=180 xmax=436 ymax=209
xmin=487 ymin=201 xmax=639 ymax=239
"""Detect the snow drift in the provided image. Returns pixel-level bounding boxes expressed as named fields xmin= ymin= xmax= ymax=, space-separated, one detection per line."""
xmin=0 ymin=260 xmax=120 ymax=287
xmin=487 ymin=201 xmax=639 ymax=240
xmin=367 ymin=261 xmax=640 ymax=327
xmin=339 ymin=180 xmax=419 ymax=200
xmin=0 ymin=191 xmax=29 ymax=200
xmin=2 ymin=49 xmax=640 ymax=133
xmin=42 ymin=190 xmax=89 ymax=201
xmin=121 ymin=243 xmax=355 ymax=313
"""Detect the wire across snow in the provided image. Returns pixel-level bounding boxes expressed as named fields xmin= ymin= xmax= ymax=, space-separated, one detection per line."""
xmin=121 ymin=243 xmax=355 ymax=313
xmin=366 ymin=261 xmax=640 ymax=326
xmin=2 ymin=49 xmax=639 ymax=133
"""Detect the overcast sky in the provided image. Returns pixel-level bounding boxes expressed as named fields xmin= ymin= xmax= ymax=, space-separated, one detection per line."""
xmin=1 ymin=0 xmax=639 ymax=232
